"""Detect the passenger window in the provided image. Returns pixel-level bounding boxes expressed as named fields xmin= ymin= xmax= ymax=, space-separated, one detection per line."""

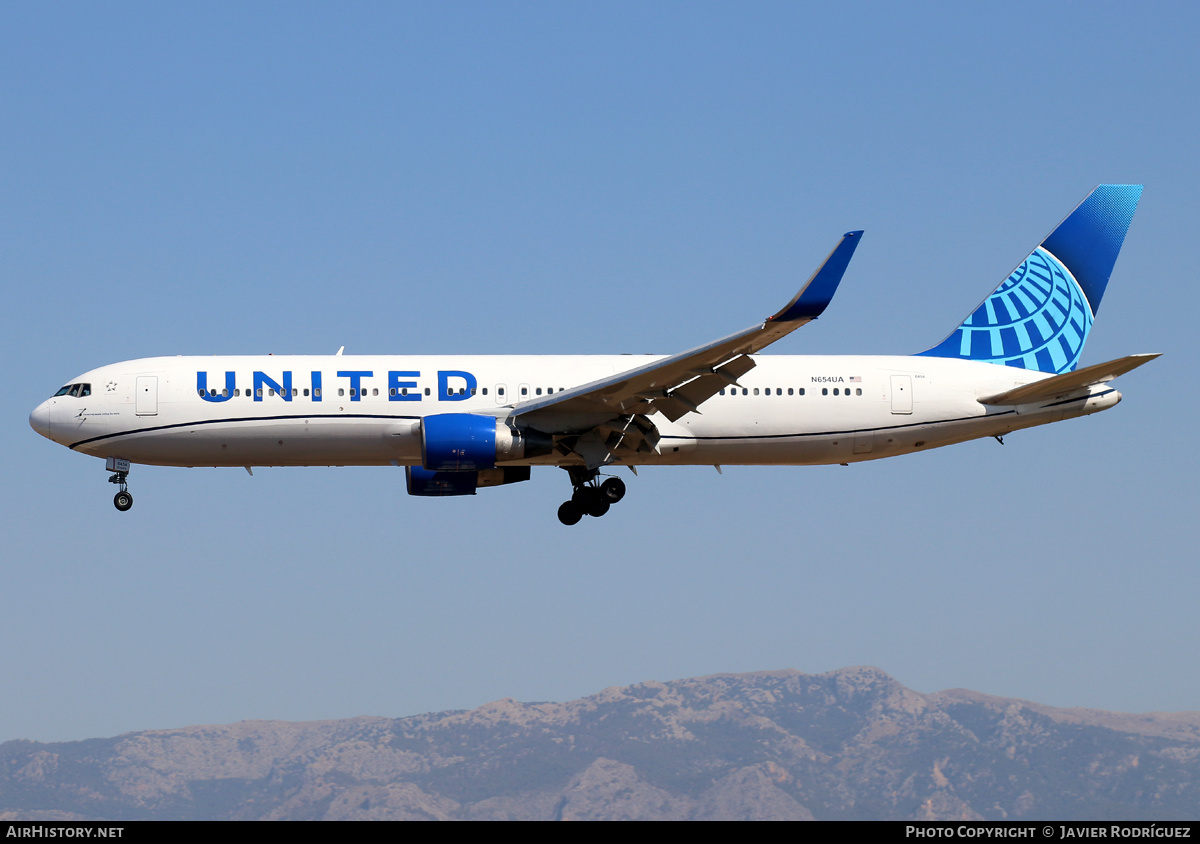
xmin=425 ymin=388 xmax=431 ymax=396
xmin=314 ymin=388 xmax=321 ymax=398
xmin=822 ymin=388 xmax=828 ymax=396
xmin=536 ymin=388 xmax=542 ymax=396
xmin=856 ymin=388 xmax=862 ymax=396
xmin=257 ymin=388 xmax=264 ymax=397
xmin=800 ymin=388 xmax=805 ymax=396
xmin=304 ymin=388 xmax=309 ymax=396
xmin=338 ymin=388 xmax=345 ymax=397
xmin=788 ymin=388 xmax=793 ymax=395
xmin=482 ymin=388 xmax=488 ymax=395
xmin=753 ymin=388 xmax=759 ymax=396
xmin=294 ymin=388 xmax=299 ymax=397
xmin=221 ymin=389 xmax=229 ymax=397
xmin=833 ymin=388 xmax=839 ymax=395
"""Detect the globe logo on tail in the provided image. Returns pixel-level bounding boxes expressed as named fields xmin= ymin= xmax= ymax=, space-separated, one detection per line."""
xmin=945 ymin=247 xmax=1093 ymax=373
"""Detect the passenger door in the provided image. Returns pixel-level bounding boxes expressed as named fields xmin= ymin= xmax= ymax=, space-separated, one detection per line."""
xmin=135 ymin=376 xmax=158 ymax=416
xmin=890 ymin=374 xmax=912 ymax=414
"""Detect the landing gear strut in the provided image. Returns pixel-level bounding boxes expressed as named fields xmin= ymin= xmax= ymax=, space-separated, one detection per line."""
xmin=106 ymin=457 xmax=133 ymax=512
xmin=557 ymin=468 xmax=626 ymax=525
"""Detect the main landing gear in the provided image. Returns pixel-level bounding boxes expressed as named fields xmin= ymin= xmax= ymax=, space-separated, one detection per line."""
xmin=106 ymin=457 xmax=133 ymax=512
xmin=557 ymin=467 xmax=626 ymax=525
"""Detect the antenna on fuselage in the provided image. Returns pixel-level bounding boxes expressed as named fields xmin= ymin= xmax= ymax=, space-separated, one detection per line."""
xmin=335 ymin=346 xmax=344 ymax=356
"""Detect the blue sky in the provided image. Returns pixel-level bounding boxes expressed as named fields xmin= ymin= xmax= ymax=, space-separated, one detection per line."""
xmin=3 ymin=2 xmax=1198 ymax=742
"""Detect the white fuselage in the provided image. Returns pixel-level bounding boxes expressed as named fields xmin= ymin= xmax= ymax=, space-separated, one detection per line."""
xmin=29 ymin=354 xmax=1121 ymax=470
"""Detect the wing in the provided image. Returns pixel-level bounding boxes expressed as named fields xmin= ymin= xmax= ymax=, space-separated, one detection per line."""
xmin=507 ymin=231 xmax=863 ymax=466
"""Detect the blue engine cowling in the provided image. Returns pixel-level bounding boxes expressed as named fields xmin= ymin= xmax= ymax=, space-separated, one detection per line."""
xmin=419 ymin=413 xmax=553 ymax=472
xmin=406 ymin=466 xmax=532 ymax=497
xmin=420 ymin=413 xmax=498 ymax=471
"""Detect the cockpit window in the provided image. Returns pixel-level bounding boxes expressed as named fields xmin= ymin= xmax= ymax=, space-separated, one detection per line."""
xmin=52 ymin=383 xmax=92 ymax=398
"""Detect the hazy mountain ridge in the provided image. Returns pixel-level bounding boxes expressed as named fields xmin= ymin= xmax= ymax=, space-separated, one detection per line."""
xmin=2 ymin=666 xmax=1198 ymax=821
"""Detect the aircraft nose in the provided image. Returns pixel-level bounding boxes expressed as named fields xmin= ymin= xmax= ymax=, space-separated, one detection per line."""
xmin=29 ymin=400 xmax=52 ymax=439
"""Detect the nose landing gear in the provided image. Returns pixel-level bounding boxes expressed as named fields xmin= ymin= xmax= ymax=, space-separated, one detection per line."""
xmin=106 ymin=457 xmax=133 ymax=512
xmin=557 ymin=468 xmax=626 ymax=525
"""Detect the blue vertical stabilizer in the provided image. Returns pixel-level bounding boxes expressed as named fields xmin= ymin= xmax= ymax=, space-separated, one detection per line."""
xmin=918 ymin=185 xmax=1142 ymax=373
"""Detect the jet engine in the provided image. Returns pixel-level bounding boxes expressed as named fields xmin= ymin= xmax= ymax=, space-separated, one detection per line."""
xmin=405 ymin=465 xmax=532 ymax=497
xmin=419 ymin=413 xmax=552 ymax=471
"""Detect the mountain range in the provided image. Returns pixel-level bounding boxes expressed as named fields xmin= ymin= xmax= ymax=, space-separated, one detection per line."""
xmin=3 ymin=666 xmax=1198 ymax=820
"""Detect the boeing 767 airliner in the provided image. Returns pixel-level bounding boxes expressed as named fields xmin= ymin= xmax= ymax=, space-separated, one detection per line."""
xmin=30 ymin=185 xmax=1157 ymax=524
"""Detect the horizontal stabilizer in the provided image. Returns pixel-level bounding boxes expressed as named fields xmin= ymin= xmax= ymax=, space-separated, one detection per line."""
xmin=979 ymin=353 xmax=1160 ymax=405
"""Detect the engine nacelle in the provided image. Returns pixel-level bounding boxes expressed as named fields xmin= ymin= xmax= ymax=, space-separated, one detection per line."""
xmin=420 ymin=413 xmax=552 ymax=471
xmin=405 ymin=465 xmax=532 ymax=497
